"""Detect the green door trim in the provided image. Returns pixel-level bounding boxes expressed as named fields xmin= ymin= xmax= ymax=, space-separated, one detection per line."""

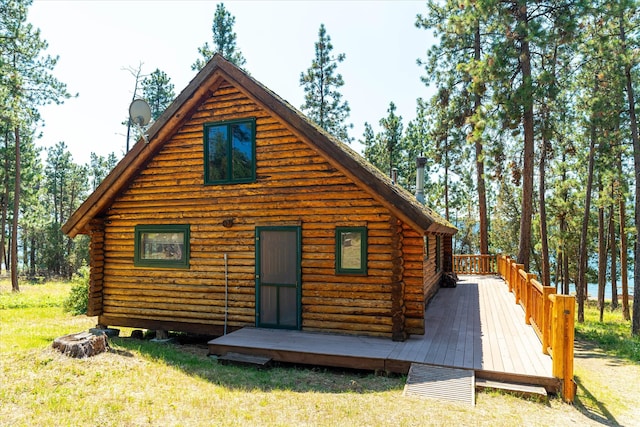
xmin=255 ymin=226 xmax=302 ymax=330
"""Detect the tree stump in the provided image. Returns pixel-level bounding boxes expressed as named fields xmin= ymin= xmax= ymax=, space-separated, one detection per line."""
xmin=52 ymin=331 xmax=109 ymax=358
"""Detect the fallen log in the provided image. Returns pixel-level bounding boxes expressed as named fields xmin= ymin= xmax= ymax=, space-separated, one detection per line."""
xmin=52 ymin=331 xmax=109 ymax=358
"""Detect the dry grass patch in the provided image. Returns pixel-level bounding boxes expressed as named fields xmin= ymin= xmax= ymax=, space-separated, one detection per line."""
xmin=0 ymin=342 xmax=605 ymax=427
xmin=0 ymin=279 xmax=631 ymax=426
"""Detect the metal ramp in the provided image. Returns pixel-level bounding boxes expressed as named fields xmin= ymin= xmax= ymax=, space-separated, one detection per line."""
xmin=403 ymin=363 xmax=475 ymax=406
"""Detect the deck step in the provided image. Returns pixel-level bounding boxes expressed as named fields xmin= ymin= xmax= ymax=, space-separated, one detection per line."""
xmin=403 ymin=363 xmax=475 ymax=406
xmin=475 ymin=378 xmax=548 ymax=400
xmin=217 ymin=352 xmax=272 ymax=367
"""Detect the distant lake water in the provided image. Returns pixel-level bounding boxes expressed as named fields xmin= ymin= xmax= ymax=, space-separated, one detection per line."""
xmin=568 ymin=281 xmax=634 ymax=300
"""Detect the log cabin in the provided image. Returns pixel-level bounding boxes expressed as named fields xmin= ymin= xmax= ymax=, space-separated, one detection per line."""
xmin=62 ymin=54 xmax=456 ymax=342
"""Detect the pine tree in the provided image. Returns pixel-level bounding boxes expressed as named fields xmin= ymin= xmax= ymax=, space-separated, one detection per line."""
xmin=417 ymin=0 xmax=490 ymax=254
xmin=1 ymin=0 xmax=71 ymax=289
xmin=192 ymin=3 xmax=246 ymax=71
xmin=142 ymin=68 xmax=175 ymax=120
xmin=300 ymin=24 xmax=352 ymax=143
xmin=89 ymin=152 xmax=118 ymax=191
xmin=44 ymin=142 xmax=88 ymax=277
xmin=616 ymin=0 xmax=640 ymax=335
xmin=379 ymin=102 xmax=403 ymax=179
xmin=402 ymin=98 xmax=433 ymax=193
xmin=361 ymin=122 xmax=385 ymax=172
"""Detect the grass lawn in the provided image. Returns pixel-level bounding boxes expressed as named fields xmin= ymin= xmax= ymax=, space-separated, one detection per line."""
xmin=574 ymin=300 xmax=639 ymax=363
xmin=1 ymin=279 xmax=638 ymax=426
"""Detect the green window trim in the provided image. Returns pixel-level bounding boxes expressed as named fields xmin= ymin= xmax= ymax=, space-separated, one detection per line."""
xmin=335 ymin=226 xmax=368 ymax=275
xmin=424 ymin=235 xmax=430 ymax=259
xmin=204 ymin=118 xmax=256 ymax=185
xmin=134 ymin=224 xmax=190 ymax=269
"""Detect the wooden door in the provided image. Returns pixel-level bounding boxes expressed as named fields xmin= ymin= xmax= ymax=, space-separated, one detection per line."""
xmin=256 ymin=227 xmax=301 ymax=329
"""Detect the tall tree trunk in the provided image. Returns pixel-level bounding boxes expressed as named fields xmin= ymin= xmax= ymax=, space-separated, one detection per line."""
xmin=560 ymin=151 xmax=570 ymax=295
xmin=609 ymin=196 xmax=618 ymax=310
xmin=473 ymin=23 xmax=489 ymax=255
xmin=539 ymin=127 xmax=551 ymax=287
xmin=562 ymin=222 xmax=570 ymax=295
xmin=577 ymin=78 xmax=598 ymax=323
xmin=444 ymin=135 xmax=450 ymax=222
xmin=597 ymin=178 xmax=606 ymax=322
xmin=620 ymin=11 xmax=640 ymax=335
xmin=554 ymin=249 xmax=561 ymax=291
xmin=1 ymin=130 xmax=9 ymax=274
xmin=539 ymin=38 xmax=560 ymax=288
xmin=538 ymin=154 xmax=550 ymax=287
xmin=11 ymin=126 xmax=20 ymax=292
xmin=29 ymin=233 xmax=36 ymax=277
xmin=22 ymin=230 xmax=27 ymax=275
xmin=619 ymin=167 xmax=630 ymax=320
xmin=516 ymin=1 xmax=535 ymax=271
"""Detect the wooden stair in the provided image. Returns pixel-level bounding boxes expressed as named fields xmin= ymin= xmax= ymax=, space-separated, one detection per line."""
xmin=475 ymin=378 xmax=548 ymax=400
xmin=216 ymin=352 xmax=272 ymax=368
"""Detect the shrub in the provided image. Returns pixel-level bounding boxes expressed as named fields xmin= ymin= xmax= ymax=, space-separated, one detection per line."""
xmin=63 ymin=265 xmax=90 ymax=315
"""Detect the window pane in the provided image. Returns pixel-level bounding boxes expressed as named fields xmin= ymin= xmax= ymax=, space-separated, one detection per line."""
xmin=340 ymin=231 xmax=362 ymax=270
xmin=140 ymin=232 xmax=184 ymax=261
xmin=279 ymin=287 xmax=297 ymax=326
xmin=260 ymin=230 xmax=297 ymax=284
xmin=231 ymin=122 xmax=253 ymax=180
xmin=260 ymin=285 xmax=277 ymax=325
xmin=207 ymin=125 xmax=228 ymax=181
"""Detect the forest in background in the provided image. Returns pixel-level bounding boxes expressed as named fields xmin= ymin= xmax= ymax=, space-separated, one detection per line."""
xmin=2 ymin=1 xmax=639 ymax=331
xmin=361 ymin=0 xmax=639 ymax=329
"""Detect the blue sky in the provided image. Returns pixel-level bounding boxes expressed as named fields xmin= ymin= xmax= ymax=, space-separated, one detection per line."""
xmin=29 ymin=0 xmax=436 ymax=164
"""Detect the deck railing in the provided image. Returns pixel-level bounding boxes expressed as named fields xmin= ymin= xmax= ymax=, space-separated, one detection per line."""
xmin=496 ymin=255 xmax=576 ymax=402
xmin=452 ymin=254 xmax=497 ymax=275
xmin=453 ymin=253 xmax=575 ymax=401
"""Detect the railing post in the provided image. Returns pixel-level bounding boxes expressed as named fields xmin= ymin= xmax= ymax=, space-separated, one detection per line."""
xmin=550 ymin=294 xmax=576 ymax=402
xmin=502 ymin=255 xmax=509 ymax=279
xmin=508 ymin=259 xmax=515 ymax=292
xmin=541 ymin=286 xmax=555 ymax=355
xmin=524 ymin=273 xmax=536 ymax=325
xmin=513 ymin=264 xmax=524 ymax=304
xmin=501 ymin=255 xmax=510 ymax=282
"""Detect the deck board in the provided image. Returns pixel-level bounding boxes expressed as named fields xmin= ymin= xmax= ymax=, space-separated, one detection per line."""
xmin=209 ymin=275 xmax=555 ymax=388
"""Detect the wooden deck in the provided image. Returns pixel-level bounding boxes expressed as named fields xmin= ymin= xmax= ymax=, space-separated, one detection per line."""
xmin=208 ymin=275 xmax=558 ymax=392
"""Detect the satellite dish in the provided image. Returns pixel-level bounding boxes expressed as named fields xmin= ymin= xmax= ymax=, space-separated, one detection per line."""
xmin=129 ymin=99 xmax=151 ymax=127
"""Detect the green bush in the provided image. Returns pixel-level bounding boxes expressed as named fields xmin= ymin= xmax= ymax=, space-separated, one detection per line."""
xmin=63 ymin=265 xmax=89 ymax=315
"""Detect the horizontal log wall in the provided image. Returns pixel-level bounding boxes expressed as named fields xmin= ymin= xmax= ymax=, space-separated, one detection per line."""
xmin=402 ymin=223 xmax=425 ymax=335
xmin=98 ymin=79 xmax=420 ymax=338
xmin=423 ymin=234 xmax=442 ymax=305
xmin=88 ymin=218 xmax=105 ymax=317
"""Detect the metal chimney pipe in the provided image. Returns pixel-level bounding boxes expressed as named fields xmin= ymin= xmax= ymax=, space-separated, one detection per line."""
xmin=415 ymin=156 xmax=427 ymax=204
xmin=391 ymin=167 xmax=398 ymax=185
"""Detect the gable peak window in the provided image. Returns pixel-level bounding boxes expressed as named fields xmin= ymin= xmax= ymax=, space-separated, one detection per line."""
xmin=204 ymin=118 xmax=256 ymax=184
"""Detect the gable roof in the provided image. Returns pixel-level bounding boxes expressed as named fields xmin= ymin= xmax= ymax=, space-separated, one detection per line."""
xmin=62 ymin=54 xmax=456 ymax=238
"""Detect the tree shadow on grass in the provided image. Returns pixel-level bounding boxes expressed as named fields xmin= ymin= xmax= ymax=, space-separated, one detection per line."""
xmin=108 ymin=335 xmax=405 ymax=395
xmin=572 ymin=340 xmax=623 ymax=426
xmin=573 ymin=376 xmax=621 ymax=427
